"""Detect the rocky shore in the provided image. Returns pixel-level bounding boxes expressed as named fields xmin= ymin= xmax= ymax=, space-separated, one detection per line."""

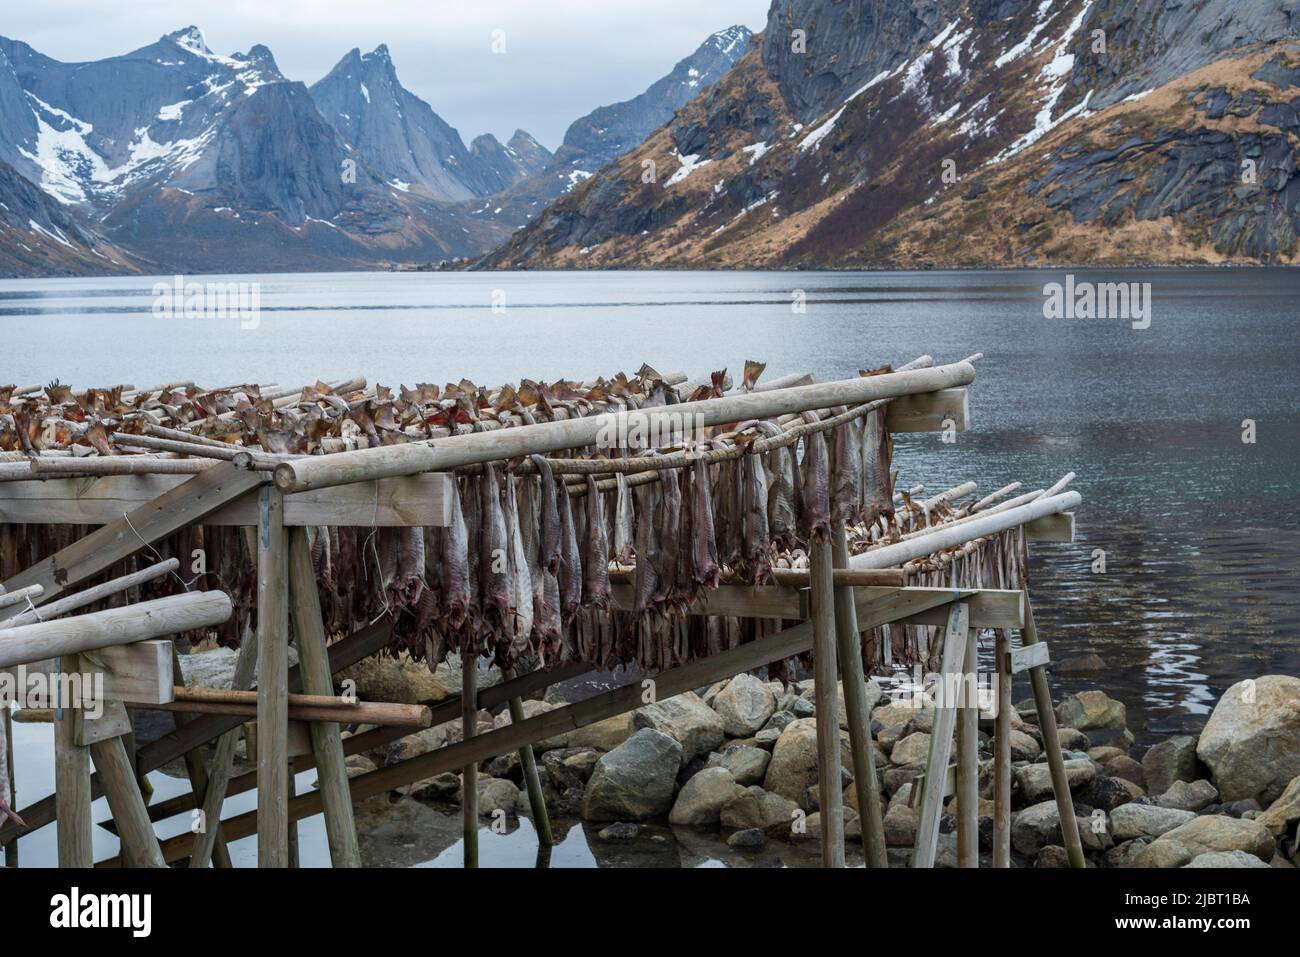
xmin=170 ymin=650 xmax=1300 ymax=867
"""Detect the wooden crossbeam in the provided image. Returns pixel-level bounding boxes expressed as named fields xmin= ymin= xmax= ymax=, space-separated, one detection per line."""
xmin=0 ymin=462 xmax=264 ymax=617
xmin=0 ymin=472 xmax=451 ymax=527
xmin=1025 ymin=512 xmax=1074 ymax=542
xmin=884 ymin=387 xmax=968 ymax=433
xmin=913 ymin=602 xmax=969 ymax=868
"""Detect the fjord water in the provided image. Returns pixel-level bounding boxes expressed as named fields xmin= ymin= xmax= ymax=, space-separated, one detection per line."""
xmin=2 ymin=267 xmax=1297 ymax=736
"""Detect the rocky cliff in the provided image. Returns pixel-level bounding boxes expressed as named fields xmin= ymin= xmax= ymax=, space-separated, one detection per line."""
xmin=482 ymin=0 xmax=1300 ymax=268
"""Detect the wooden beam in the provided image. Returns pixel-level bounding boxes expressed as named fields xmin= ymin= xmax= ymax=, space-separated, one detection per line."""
xmin=913 ymin=602 xmax=968 ymax=868
xmin=89 ymin=734 xmax=165 ymax=867
xmin=7 ymin=640 xmax=174 ymax=704
xmin=1008 ymin=642 xmax=1050 ymax=675
xmin=55 ymin=654 xmax=92 ymax=868
xmin=993 ymin=629 xmax=1012 ymax=868
xmin=884 ymin=387 xmax=968 ymax=433
xmin=810 ymin=538 xmax=845 ymax=868
xmin=462 ymin=656 xmax=479 ymax=869
xmin=1025 ymin=512 xmax=1074 ymax=542
xmin=888 ymin=587 xmax=1024 ymax=629
xmin=0 ymin=463 xmax=264 ymax=617
xmin=956 ymin=625 xmax=978 ymax=868
xmin=256 ymin=486 xmax=290 ymax=868
xmin=0 ymin=472 xmax=451 ymax=527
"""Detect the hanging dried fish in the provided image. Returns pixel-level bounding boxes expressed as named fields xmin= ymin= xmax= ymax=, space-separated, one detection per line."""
xmin=863 ymin=406 xmax=894 ymax=527
xmin=756 ymin=421 xmax=798 ymax=551
xmin=653 ymin=465 xmax=682 ymax=608
xmin=799 ymin=411 xmax=831 ymax=544
xmin=831 ymin=410 xmax=865 ymax=525
xmin=690 ymin=457 xmax=720 ymax=592
xmin=613 ymin=471 xmax=635 ymax=565
xmin=631 ymin=480 xmax=660 ymax=615
xmin=479 ymin=463 xmax=512 ymax=636
xmin=738 ymin=444 xmax=773 ymax=583
xmin=557 ymin=479 xmax=583 ymax=627
xmin=503 ymin=473 xmax=534 ymax=655
xmin=440 ymin=478 xmax=471 ymax=631
xmin=582 ymin=476 xmax=612 ymax=610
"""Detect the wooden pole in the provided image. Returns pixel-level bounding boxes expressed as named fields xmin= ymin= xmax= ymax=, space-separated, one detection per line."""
xmin=257 ymin=486 xmax=290 ymax=868
xmin=54 ymin=655 xmax=92 ymax=868
xmin=993 ymin=628 xmax=1012 ymax=868
xmin=0 ymin=591 xmax=233 ymax=669
xmin=505 ymin=668 xmax=553 ymax=848
xmin=830 ymin=526 xmax=886 ymax=867
xmin=1022 ymin=592 xmax=1085 ymax=868
xmin=274 ymin=363 xmax=978 ymax=493
xmin=138 ymin=698 xmax=430 ymax=726
xmin=462 ymin=654 xmax=479 ymax=868
xmin=809 ymin=538 xmax=845 ymax=868
xmin=89 ymin=734 xmax=166 ymax=867
xmin=4 ymin=559 xmax=180 ymax=628
xmin=189 ymin=621 xmax=259 ymax=869
xmin=956 ymin=625 xmax=978 ymax=868
xmin=288 ymin=527 xmax=361 ymax=868
xmin=170 ymin=643 xmax=232 ymax=869
xmin=913 ymin=602 xmax=968 ymax=868
xmin=3 ymin=705 xmax=15 ymax=866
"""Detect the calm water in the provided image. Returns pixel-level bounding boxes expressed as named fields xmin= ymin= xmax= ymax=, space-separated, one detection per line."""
xmin=2 ymin=268 xmax=1298 ymax=865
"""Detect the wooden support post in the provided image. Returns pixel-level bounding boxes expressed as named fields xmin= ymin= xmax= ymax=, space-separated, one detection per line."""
xmin=287 ymin=760 xmax=299 ymax=869
xmin=89 ymin=734 xmax=165 ymax=867
xmin=288 ymin=527 xmax=361 ymax=867
xmin=956 ymin=625 xmax=978 ymax=868
xmin=170 ymin=643 xmax=232 ymax=868
xmin=3 ymin=705 xmax=15 ymax=867
xmin=505 ymin=668 xmax=553 ymax=848
xmin=462 ymin=655 xmax=479 ymax=868
xmin=809 ymin=538 xmax=845 ymax=868
xmin=54 ymin=655 xmax=93 ymax=868
xmin=913 ymin=603 xmax=968 ymax=868
xmin=257 ymin=486 xmax=290 ymax=868
xmin=993 ymin=629 xmax=1012 ymax=868
xmin=1022 ymin=592 xmax=1085 ymax=868
xmin=830 ymin=525 xmax=886 ymax=868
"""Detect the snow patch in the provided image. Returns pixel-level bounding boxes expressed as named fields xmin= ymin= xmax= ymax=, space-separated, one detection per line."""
xmin=665 ymin=152 xmax=712 ymax=186
xmin=799 ymin=106 xmax=845 ymax=152
xmin=741 ymin=141 xmax=770 ymax=165
xmin=157 ymin=100 xmax=191 ymax=122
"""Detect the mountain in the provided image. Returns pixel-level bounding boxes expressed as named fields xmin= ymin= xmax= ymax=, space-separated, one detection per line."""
xmin=470 ymin=25 xmax=754 ymax=230
xmin=0 ymin=27 xmax=521 ymax=272
xmin=308 ymin=45 xmax=551 ymax=200
xmin=481 ymin=0 xmax=1300 ymax=269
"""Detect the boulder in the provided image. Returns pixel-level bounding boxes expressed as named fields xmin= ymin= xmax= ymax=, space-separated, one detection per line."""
xmin=1084 ymin=775 xmax=1144 ymax=812
xmin=801 ymin=807 xmax=861 ymax=843
xmin=597 ymin=822 xmax=639 ymax=843
xmin=1133 ymin=840 xmax=1193 ymax=868
xmin=761 ymin=710 xmax=797 ymax=734
xmin=492 ymin=698 xmax=555 ymax=729
xmin=1009 ymin=729 xmax=1041 ymax=762
xmin=581 ymin=729 xmax=682 ymax=821
xmin=540 ymin=712 xmax=634 ymax=752
xmin=705 ymin=746 xmax=771 ymax=786
xmin=1012 ymin=801 xmax=1065 ymax=856
xmin=890 ymin=732 xmax=931 ymax=766
xmin=1108 ymin=803 xmax=1196 ymax=841
xmin=1256 ymin=774 xmax=1300 ymax=837
xmin=720 ymin=786 xmax=799 ymax=835
xmin=1154 ymin=779 xmax=1218 ymax=812
xmin=1184 ymin=850 xmax=1271 ymax=868
xmin=1142 ymin=735 xmax=1202 ymax=796
xmin=336 ymin=651 xmax=495 ymax=705
xmin=472 ymin=776 xmax=521 ymax=817
xmin=1015 ymin=758 xmax=1095 ymax=802
xmin=1055 ymin=727 xmax=1090 ymax=751
xmin=713 ymin=674 xmax=777 ymax=736
xmin=669 ymin=767 xmax=742 ymax=826
xmin=727 ymin=827 xmax=766 ymax=849
xmin=1055 ymin=691 xmax=1126 ymax=732
xmin=1088 ymin=746 xmax=1128 ymax=764
xmin=1197 ymin=675 xmax=1300 ymax=803
xmin=764 ymin=718 xmax=819 ymax=800
xmin=1149 ymin=815 xmax=1275 ymax=862
xmin=883 ymin=803 xmax=917 ymax=846
xmin=1104 ymin=755 xmax=1147 ymax=790
xmin=540 ymin=748 xmax=600 ymax=793
xmin=1036 ymin=845 xmax=1072 ymax=868
xmin=800 ymin=678 xmax=882 ymax=730
xmin=633 ymin=692 xmax=726 ymax=766
xmin=180 ymin=645 xmax=298 ymax=689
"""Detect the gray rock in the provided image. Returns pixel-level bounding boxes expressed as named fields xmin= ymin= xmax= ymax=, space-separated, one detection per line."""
xmin=727 ymin=827 xmax=766 ymax=849
xmin=1256 ymin=774 xmax=1300 ymax=837
xmin=883 ymin=803 xmax=917 ymax=846
xmin=705 ymin=745 xmax=771 ymax=786
xmin=581 ymin=729 xmax=682 ymax=821
xmin=1016 ymin=758 xmax=1095 ymax=802
xmin=1012 ymin=801 xmax=1065 ymax=857
xmin=1133 ymin=840 xmax=1193 ymax=869
xmin=1197 ymin=675 xmax=1300 ymax=803
xmin=890 ymin=732 xmax=931 ymax=766
xmin=1149 ymin=815 xmax=1276 ymax=862
xmin=1142 ymin=735 xmax=1202 ymax=796
xmin=669 ymin=767 xmax=742 ymax=826
xmin=720 ymin=786 xmax=799 ymax=835
xmin=713 ymin=673 xmax=777 ymax=736
xmin=1108 ymin=803 xmax=1196 ymax=841
xmin=597 ymin=822 xmax=639 ymax=843
xmin=180 ymin=645 xmax=298 ymax=689
xmin=1009 ymin=729 xmax=1041 ymax=761
xmin=1154 ymin=779 xmax=1219 ymax=812
xmin=633 ymin=692 xmax=726 ymax=766
xmin=540 ymin=748 xmax=600 ymax=793
xmin=762 ymin=710 xmax=797 ymax=733
xmin=1056 ymin=690 xmax=1126 ymax=732
xmin=1184 ymin=850 xmax=1271 ymax=868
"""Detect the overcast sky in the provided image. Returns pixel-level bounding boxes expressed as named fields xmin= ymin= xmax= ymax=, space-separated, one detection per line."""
xmin=6 ymin=0 xmax=771 ymax=149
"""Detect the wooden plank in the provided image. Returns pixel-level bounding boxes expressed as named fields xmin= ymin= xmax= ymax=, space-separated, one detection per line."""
xmin=1008 ymin=641 xmax=1050 ymax=675
xmin=956 ymin=625 xmax=978 ymax=868
xmin=462 ymin=656 xmax=478 ymax=869
xmin=884 ymin=387 xmax=969 ymax=433
xmin=55 ymin=654 xmax=92 ymax=868
xmin=0 ymin=472 xmax=451 ymax=527
xmin=256 ymin=485 xmax=290 ymax=868
xmin=1025 ymin=512 xmax=1074 ymax=542
xmin=913 ymin=603 xmax=968 ymax=868
xmin=908 ymin=764 xmax=956 ymax=806
xmin=993 ymin=629 xmax=1012 ymax=868
xmin=5 ymin=640 xmax=174 ymax=705
xmin=75 ymin=699 xmax=133 ymax=746
xmin=609 ymin=583 xmax=806 ymax=618
xmin=890 ymin=588 xmax=1024 ymax=629
xmin=0 ymin=462 xmax=265 ymax=615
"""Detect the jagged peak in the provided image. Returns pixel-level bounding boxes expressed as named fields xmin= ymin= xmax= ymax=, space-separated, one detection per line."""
xmin=164 ymin=26 xmax=211 ymax=57
xmin=704 ymin=25 xmax=752 ymax=56
xmin=365 ymin=43 xmax=391 ymax=62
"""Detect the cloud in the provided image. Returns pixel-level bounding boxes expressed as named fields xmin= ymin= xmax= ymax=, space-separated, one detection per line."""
xmin=5 ymin=0 xmax=769 ymax=148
